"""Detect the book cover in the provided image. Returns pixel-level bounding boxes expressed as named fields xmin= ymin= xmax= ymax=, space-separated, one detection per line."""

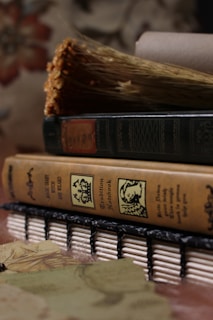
xmin=43 ymin=111 xmax=213 ymax=165
xmin=2 ymin=153 xmax=213 ymax=236
xmin=2 ymin=202 xmax=213 ymax=286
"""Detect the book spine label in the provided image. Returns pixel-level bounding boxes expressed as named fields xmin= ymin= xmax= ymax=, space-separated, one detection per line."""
xmin=62 ymin=119 xmax=98 ymax=154
xmin=2 ymin=155 xmax=213 ymax=235
xmin=43 ymin=115 xmax=213 ymax=164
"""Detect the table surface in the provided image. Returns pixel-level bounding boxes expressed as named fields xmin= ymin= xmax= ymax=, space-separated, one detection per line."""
xmin=1 ymin=138 xmax=213 ymax=320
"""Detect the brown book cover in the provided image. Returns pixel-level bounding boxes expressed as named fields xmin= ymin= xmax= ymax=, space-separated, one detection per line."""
xmin=2 ymin=153 xmax=213 ymax=236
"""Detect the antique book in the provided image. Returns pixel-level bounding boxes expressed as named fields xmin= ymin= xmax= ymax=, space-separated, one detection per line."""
xmin=43 ymin=111 xmax=213 ymax=165
xmin=2 ymin=153 xmax=213 ymax=236
xmin=2 ymin=202 xmax=213 ymax=286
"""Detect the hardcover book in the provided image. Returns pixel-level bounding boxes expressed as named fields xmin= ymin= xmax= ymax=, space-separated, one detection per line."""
xmin=2 ymin=153 xmax=213 ymax=236
xmin=43 ymin=111 xmax=213 ymax=165
xmin=2 ymin=202 xmax=213 ymax=286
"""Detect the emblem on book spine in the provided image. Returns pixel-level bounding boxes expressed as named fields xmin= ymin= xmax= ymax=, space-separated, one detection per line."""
xmin=118 ymin=179 xmax=148 ymax=218
xmin=71 ymin=174 xmax=95 ymax=208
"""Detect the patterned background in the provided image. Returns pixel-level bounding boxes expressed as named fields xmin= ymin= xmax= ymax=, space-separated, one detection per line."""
xmin=0 ymin=0 xmax=212 ymax=152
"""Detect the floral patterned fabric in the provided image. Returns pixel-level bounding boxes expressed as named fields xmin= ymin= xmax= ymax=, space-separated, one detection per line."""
xmin=0 ymin=0 xmax=73 ymax=151
xmin=69 ymin=0 xmax=199 ymax=54
xmin=0 ymin=0 xmax=201 ymax=151
xmin=0 ymin=1 xmax=52 ymax=86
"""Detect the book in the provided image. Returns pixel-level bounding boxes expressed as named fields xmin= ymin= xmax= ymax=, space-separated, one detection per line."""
xmin=43 ymin=111 xmax=213 ymax=165
xmin=2 ymin=153 xmax=213 ymax=236
xmin=2 ymin=202 xmax=213 ymax=286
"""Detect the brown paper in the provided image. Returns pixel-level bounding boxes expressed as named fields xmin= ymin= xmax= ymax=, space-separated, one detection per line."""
xmin=0 ymin=240 xmax=80 ymax=273
xmin=135 ymin=32 xmax=213 ymax=74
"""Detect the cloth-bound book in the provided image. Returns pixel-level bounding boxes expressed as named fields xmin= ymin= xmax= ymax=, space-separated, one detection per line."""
xmin=43 ymin=111 xmax=213 ymax=165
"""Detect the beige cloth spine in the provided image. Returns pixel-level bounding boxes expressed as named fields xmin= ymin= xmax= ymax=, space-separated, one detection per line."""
xmin=135 ymin=32 xmax=213 ymax=74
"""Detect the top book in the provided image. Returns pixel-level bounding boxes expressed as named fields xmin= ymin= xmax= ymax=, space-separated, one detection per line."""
xmin=44 ymin=36 xmax=213 ymax=116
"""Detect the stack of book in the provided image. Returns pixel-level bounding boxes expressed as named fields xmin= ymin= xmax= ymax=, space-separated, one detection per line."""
xmin=2 ymin=35 xmax=213 ymax=286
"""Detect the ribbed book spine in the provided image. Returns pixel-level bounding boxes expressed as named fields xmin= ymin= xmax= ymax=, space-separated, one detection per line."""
xmin=43 ymin=112 xmax=213 ymax=165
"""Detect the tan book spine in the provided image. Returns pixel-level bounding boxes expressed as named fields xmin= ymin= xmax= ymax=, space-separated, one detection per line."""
xmin=2 ymin=153 xmax=213 ymax=235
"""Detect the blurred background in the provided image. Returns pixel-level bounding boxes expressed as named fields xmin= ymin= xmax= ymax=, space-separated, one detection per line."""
xmin=0 ymin=0 xmax=212 ymax=155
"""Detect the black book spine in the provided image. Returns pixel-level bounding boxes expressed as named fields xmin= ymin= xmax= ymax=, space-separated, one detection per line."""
xmin=43 ymin=112 xmax=213 ymax=165
xmin=3 ymin=202 xmax=213 ymax=250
